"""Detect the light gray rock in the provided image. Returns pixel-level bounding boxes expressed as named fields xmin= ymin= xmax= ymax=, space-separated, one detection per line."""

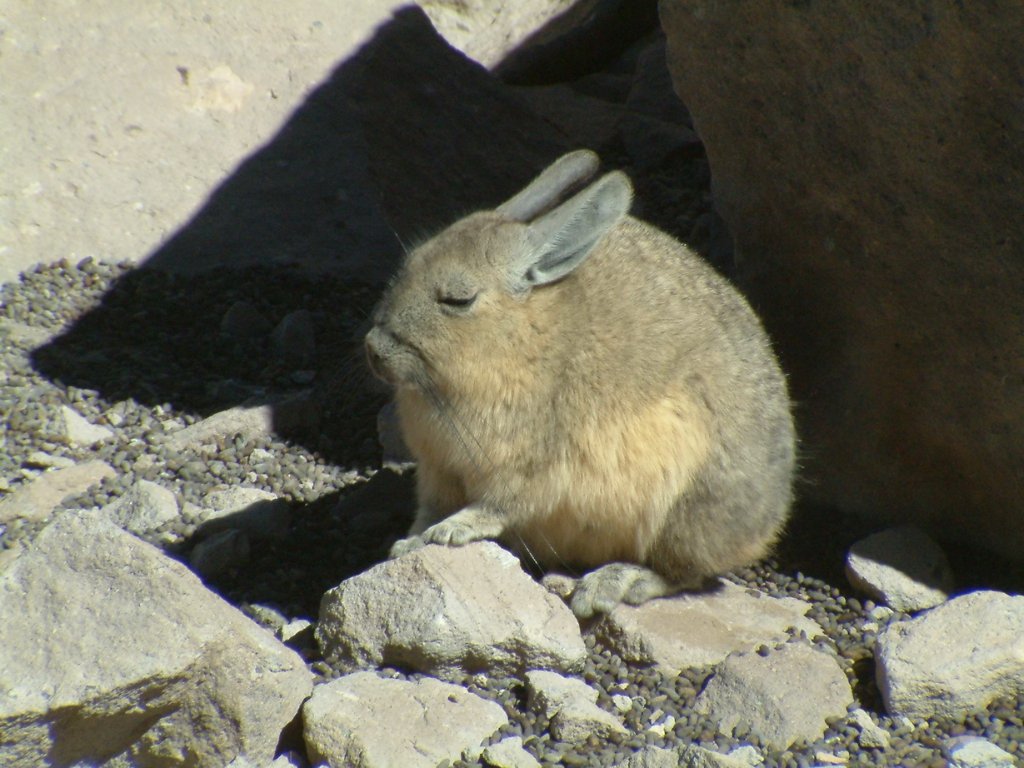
xmin=693 ymin=643 xmax=854 ymax=750
xmin=875 ymin=591 xmax=1024 ymax=719
xmin=0 ymin=509 xmax=312 ymax=767
xmin=24 ymin=451 xmax=76 ymax=469
xmin=102 ymin=478 xmax=180 ymax=535
xmin=850 ymin=707 xmax=890 ymax=749
xmin=161 ymin=392 xmax=317 ymax=452
xmin=316 ymin=542 xmax=586 ymax=680
xmin=302 ymin=671 xmax=507 ymax=768
xmin=189 ymin=528 xmax=251 ymax=577
xmin=161 ymin=403 xmax=274 ymax=450
xmin=525 ymin=670 xmax=626 ymax=742
xmin=0 ymin=459 xmax=115 ymax=523
xmin=613 ymin=746 xmax=682 ymax=768
xmin=279 ymin=618 xmax=313 ymax=644
xmin=597 ymin=579 xmax=822 ymax=672
xmin=680 ymin=745 xmax=761 ymax=768
xmin=245 ymin=603 xmax=288 ymax=633
xmin=611 ymin=694 xmax=633 ymax=713
xmin=57 ymin=404 xmax=114 ymax=446
xmin=480 ymin=736 xmax=543 ymax=768
xmin=229 ymin=752 xmax=303 ymax=768
xmin=198 ymin=486 xmax=290 ymax=540
xmin=725 ymin=745 xmax=764 ymax=766
xmin=614 ymin=745 xmax=754 ymax=768
xmin=845 ymin=526 xmax=953 ymax=612
xmin=944 ymin=736 xmax=1017 ymax=768
xmin=422 ymin=0 xmax=600 ymax=68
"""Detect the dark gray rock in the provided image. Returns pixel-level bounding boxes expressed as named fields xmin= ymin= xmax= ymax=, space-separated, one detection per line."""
xmin=661 ymin=0 xmax=1024 ymax=564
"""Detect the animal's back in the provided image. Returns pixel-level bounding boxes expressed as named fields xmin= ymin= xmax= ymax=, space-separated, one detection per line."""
xmin=503 ymin=217 xmax=795 ymax=581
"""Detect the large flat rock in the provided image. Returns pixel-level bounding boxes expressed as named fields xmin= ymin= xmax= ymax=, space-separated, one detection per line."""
xmin=0 ymin=510 xmax=312 ymax=767
xmin=875 ymin=591 xmax=1024 ymax=720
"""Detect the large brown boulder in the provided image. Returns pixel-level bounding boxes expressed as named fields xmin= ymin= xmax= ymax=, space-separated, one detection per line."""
xmin=660 ymin=1 xmax=1024 ymax=559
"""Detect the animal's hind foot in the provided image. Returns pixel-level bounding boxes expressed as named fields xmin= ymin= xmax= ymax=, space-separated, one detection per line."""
xmin=569 ymin=562 xmax=679 ymax=619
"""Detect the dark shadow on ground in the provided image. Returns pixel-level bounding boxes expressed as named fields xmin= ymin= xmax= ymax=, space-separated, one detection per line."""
xmin=29 ymin=3 xmax=696 ymax=467
xmin=27 ymin=3 xmax=697 ymax=612
xmin=30 ymin=6 xmax=584 ymax=456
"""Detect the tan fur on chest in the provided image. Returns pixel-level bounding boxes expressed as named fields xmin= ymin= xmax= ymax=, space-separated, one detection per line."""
xmin=513 ymin=393 xmax=712 ymax=569
xmin=402 ymin=386 xmax=712 ymax=570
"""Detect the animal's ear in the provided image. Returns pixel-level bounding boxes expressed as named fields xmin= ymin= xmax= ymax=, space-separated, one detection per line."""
xmin=497 ymin=150 xmax=600 ymax=222
xmin=514 ymin=171 xmax=633 ymax=289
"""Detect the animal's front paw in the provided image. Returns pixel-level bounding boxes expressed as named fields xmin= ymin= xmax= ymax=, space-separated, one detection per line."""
xmin=388 ymin=534 xmax=426 ymax=559
xmin=420 ymin=517 xmax=485 ymax=547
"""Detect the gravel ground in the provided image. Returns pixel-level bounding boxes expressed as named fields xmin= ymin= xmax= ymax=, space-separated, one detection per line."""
xmin=1 ymin=259 xmax=1022 ymax=767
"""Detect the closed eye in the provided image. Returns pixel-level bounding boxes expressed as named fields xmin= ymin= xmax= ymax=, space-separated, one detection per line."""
xmin=438 ymin=293 xmax=478 ymax=309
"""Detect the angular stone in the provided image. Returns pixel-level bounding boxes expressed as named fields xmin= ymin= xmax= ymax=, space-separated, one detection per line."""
xmin=228 ymin=752 xmax=304 ymax=768
xmin=597 ymin=579 xmax=822 ymax=672
xmin=614 ymin=747 xmax=683 ymax=768
xmin=725 ymin=745 xmax=764 ymax=767
xmin=24 ymin=451 xmax=75 ymax=470
xmin=944 ymin=736 xmax=1017 ymax=768
xmin=279 ymin=618 xmax=313 ymax=645
xmin=189 ymin=528 xmax=251 ymax=578
xmin=162 ymin=392 xmax=317 ymax=451
xmin=302 ymin=672 xmax=507 ymax=768
xmin=316 ymin=542 xmax=586 ymax=681
xmin=679 ymin=745 xmax=760 ymax=768
xmin=198 ymin=486 xmax=290 ymax=540
xmin=102 ymin=478 xmax=180 ymax=535
xmin=525 ymin=670 xmax=626 ymax=742
xmin=693 ymin=643 xmax=854 ymax=750
xmin=423 ymin=0 xmax=604 ymax=68
xmin=661 ymin=0 xmax=1024 ymax=565
xmin=845 ymin=526 xmax=953 ymax=612
xmin=0 ymin=460 xmax=115 ymax=523
xmin=875 ymin=591 xmax=1024 ymax=719
xmin=0 ymin=510 xmax=312 ymax=766
xmin=615 ymin=745 xmax=754 ymax=768
xmin=850 ymin=707 xmax=890 ymax=750
xmin=479 ymin=736 xmax=542 ymax=768
xmin=57 ymin=405 xmax=114 ymax=447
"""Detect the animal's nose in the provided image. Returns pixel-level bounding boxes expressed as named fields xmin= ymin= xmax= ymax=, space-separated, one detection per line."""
xmin=364 ymin=326 xmax=391 ymax=382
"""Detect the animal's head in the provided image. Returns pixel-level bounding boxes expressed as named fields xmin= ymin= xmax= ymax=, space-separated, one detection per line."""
xmin=365 ymin=150 xmax=632 ymax=397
